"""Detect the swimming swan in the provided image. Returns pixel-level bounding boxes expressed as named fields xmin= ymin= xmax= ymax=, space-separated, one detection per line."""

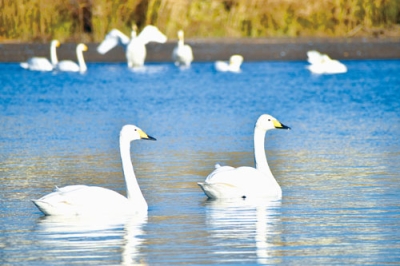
xmin=198 ymin=114 xmax=290 ymax=199
xmin=306 ymin=50 xmax=347 ymax=74
xmin=56 ymin=43 xmax=88 ymax=72
xmin=32 ymin=125 xmax=156 ymax=216
xmin=20 ymin=40 xmax=60 ymax=71
xmin=172 ymin=30 xmax=193 ymax=67
xmin=215 ymin=55 xmax=243 ymax=73
xmin=97 ymin=25 xmax=167 ymax=68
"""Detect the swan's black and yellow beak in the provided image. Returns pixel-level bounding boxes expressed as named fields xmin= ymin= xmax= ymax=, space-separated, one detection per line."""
xmin=273 ymin=120 xmax=291 ymax=130
xmin=138 ymin=129 xmax=157 ymax=141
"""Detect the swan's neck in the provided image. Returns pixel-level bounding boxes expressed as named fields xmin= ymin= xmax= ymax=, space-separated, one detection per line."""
xmin=254 ymin=127 xmax=272 ymax=175
xmin=50 ymin=43 xmax=58 ymax=66
xmin=76 ymin=48 xmax=87 ymax=72
xmin=120 ymin=138 xmax=147 ymax=208
xmin=178 ymin=38 xmax=184 ymax=47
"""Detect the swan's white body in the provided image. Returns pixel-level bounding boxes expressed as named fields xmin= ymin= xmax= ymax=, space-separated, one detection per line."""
xmin=215 ymin=55 xmax=243 ymax=73
xmin=32 ymin=125 xmax=156 ymax=216
xmin=56 ymin=43 xmax=88 ymax=72
xmin=172 ymin=30 xmax=193 ymax=67
xmin=20 ymin=40 xmax=60 ymax=71
xmin=306 ymin=50 xmax=347 ymax=74
xmin=198 ymin=114 xmax=290 ymax=199
xmin=97 ymin=25 xmax=167 ymax=68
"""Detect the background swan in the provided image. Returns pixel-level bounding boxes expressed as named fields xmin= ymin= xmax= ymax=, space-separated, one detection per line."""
xmin=198 ymin=114 xmax=290 ymax=199
xmin=56 ymin=43 xmax=88 ymax=72
xmin=32 ymin=124 xmax=156 ymax=216
xmin=306 ymin=50 xmax=347 ymax=74
xmin=97 ymin=25 xmax=167 ymax=68
xmin=20 ymin=40 xmax=60 ymax=71
xmin=215 ymin=54 xmax=243 ymax=72
xmin=172 ymin=30 xmax=193 ymax=67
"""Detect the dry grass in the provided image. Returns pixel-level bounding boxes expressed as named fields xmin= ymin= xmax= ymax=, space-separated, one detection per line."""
xmin=0 ymin=0 xmax=399 ymax=42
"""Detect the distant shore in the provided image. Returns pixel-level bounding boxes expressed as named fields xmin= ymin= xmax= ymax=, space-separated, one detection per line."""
xmin=1 ymin=37 xmax=399 ymax=63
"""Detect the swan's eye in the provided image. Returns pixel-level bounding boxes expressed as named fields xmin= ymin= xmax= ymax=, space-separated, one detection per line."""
xmin=268 ymin=119 xmax=271 ymax=121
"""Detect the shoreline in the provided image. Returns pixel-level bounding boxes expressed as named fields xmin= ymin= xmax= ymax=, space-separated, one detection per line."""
xmin=1 ymin=37 xmax=399 ymax=63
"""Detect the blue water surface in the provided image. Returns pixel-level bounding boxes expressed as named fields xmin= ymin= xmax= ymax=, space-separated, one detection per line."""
xmin=1 ymin=60 xmax=399 ymax=265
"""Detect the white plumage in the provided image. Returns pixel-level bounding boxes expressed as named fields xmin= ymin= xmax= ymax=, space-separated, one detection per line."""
xmin=32 ymin=125 xmax=156 ymax=216
xmin=56 ymin=43 xmax=88 ymax=73
xmin=97 ymin=25 xmax=167 ymax=68
xmin=198 ymin=114 xmax=290 ymax=199
xmin=172 ymin=30 xmax=193 ymax=67
xmin=306 ymin=50 xmax=347 ymax=74
xmin=20 ymin=40 xmax=60 ymax=71
xmin=215 ymin=55 xmax=243 ymax=73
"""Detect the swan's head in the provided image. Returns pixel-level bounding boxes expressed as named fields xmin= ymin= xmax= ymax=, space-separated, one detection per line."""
xmin=229 ymin=55 xmax=244 ymax=66
xmin=77 ymin=43 xmax=88 ymax=52
xmin=256 ymin=114 xmax=290 ymax=131
xmin=120 ymin=125 xmax=156 ymax=142
xmin=131 ymin=24 xmax=138 ymax=38
xmin=51 ymin=40 xmax=60 ymax=48
xmin=178 ymin=30 xmax=184 ymax=40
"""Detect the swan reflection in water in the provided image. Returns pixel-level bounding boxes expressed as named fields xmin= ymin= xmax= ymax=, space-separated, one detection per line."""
xmin=35 ymin=214 xmax=148 ymax=265
xmin=203 ymin=198 xmax=281 ymax=264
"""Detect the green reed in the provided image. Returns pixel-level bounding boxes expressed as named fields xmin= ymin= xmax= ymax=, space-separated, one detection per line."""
xmin=0 ymin=0 xmax=398 ymax=42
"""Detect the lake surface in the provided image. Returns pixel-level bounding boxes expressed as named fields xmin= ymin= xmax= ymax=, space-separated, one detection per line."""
xmin=1 ymin=60 xmax=399 ymax=265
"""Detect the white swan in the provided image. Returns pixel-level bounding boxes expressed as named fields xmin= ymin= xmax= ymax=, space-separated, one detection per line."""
xmin=198 ymin=114 xmax=290 ymax=199
xmin=215 ymin=54 xmax=244 ymax=73
xmin=32 ymin=125 xmax=156 ymax=216
xmin=56 ymin=43 xmax=88 ymax=72
xmin=306 ymin=50 xmax=347 ymax=74
xmin=20 ymin=40 xmax=60 ymax=71
xmin=97 ymin=25 xmax=167 ymax=68
xmin=172 ymin=30 xmax=193 ymax=67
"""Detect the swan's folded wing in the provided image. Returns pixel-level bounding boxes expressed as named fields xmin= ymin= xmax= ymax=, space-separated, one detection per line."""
xmin=205 ymin=165 xmax=235 ymax=182
xmin=173 ymin=45 xmax=193 ymax=65
xmin=54 ymin=185 xmax=89 ymax=193
xmin=32 ymin=186 xmax=89 ymax=215
xmin=56 ymin=60 xmax=79 ymax=72
xmin=97 ymin=29 xmax=130 ymax=54
xmin=215 ymin=61 xmax=228 ymax=72
xmin=307 ymin=50 xmax=323 ymax=65
xmin=184 ymin=45 xmax=194 ymax=61
xmin=21 ymin=57 xmax=53 ymax=71
xmin=329 ymin=60 xmax=347 ymax=73
xmin=33 ymin=186 xmax=129 ymax=215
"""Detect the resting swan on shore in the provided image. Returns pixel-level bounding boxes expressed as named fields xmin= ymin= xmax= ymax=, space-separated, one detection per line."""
xmin=198 ymin=114 xmax=290 ymax=199
xmin=97 ymin=25 xmax=167 ymax=68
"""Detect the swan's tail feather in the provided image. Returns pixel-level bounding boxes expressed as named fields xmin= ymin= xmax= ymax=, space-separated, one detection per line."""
xmin=20 ymin=62 xmax=29 ymax=69
xmin=32 ymin=199 xmax=52 ymax=216
xmin=198 ymin=182 xmax=243 ymax=199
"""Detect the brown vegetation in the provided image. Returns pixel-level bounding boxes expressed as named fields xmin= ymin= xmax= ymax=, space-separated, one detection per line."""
xmin=1 ymin=0 xmax=399 ymax=42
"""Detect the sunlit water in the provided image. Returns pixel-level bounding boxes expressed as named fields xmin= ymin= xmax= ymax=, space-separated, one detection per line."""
xmin=1 ymin=60 xmax=399 ymax=265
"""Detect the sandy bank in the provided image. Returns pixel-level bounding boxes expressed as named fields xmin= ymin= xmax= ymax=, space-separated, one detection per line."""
xmin=1 ymin=37 xmax=399 ymax=63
